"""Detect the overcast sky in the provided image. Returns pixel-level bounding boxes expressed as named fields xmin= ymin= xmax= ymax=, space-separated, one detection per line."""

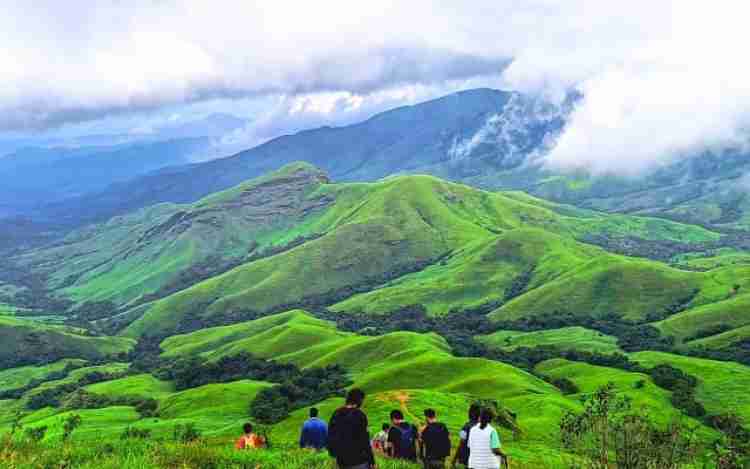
xmin=2 ymin=1 xmax=749 ymax=173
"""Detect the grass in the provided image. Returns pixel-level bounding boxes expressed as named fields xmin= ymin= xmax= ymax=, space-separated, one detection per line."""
xmin=0 ymin=438 xmax=428 ymax=469
xmin=535 ymin=358 xmax=715 ymax=440
xmin=656 ymin=292 xmax=750 ymax=343
xmin=686 ymin=325 xmax=750 ymax=350
xmin=632 ymin=351 xmax=750 ymax=424
xmin=16 ymin=163 xmax=333 ymax=306
xmin=85 ymin=374 xmax=175 ymax=400
xmin=331 ymin=229 xmax=599 ymax=316
xmin=478 ymin=327 xmax=622 ymax=354
xmin=0 ymin=359 xmax=86 ymax=393
xmin=0 ymin=316 xmax=135 ymax=364
xmin=161 ymin=310 xmax=558 ymax=400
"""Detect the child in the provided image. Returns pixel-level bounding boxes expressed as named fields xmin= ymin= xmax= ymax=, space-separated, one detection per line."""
xmin=372 ymin=423 xmax=390 ymax=454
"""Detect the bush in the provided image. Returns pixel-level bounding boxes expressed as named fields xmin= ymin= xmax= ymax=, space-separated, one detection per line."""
xmin=23 ymin=426 xmax=47 ymax=443
xmin=121 ymin=427 xmax=152 ymax=440
xmin=173 ymin=423 xmax=201 ymax=443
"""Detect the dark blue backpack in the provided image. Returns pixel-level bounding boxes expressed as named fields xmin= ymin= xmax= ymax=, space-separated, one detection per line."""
xmin=397 ymin=423 xmax=417 ymax=458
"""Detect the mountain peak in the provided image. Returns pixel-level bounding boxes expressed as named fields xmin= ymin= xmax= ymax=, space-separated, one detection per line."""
xmin=194 ymin=161 xmax=330 ymax=209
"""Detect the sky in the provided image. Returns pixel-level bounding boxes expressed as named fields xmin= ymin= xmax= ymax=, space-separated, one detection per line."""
xmin=2 ymin=1 xmax=749 ymax=173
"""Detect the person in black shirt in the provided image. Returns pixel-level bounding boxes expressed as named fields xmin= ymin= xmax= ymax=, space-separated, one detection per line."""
xmin=387 ymin=409 xmax=418 ymax=461
xmin=420 ymin=408 xmax=451 ymax=469
xmin=328 ymin=388 xmax=377 ymax=469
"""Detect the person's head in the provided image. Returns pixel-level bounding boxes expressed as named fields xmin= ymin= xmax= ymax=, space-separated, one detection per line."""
xmin=390 ymin=409 xmax=404 ymax=424
xmin=243 ymin=422 xmax=253 ymax=434
xmin=479 ymin=408 xmax=494 ymax=429
xmin=424 ymin=408 xmax=437 ymax=423
xmin=469 ymin=403 xmax=481 ymax=422
xmin=382 ymin=423 xmax=390 ymax=432
xmin=346 ymin=388 xmax=366 ymax=408
xmin=309 ymin=407 xmax=319 ymax=418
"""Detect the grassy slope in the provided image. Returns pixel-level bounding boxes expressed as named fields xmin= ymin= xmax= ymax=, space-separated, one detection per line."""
xmin=0 ymin=359 xmax=85 ymax=393
xmin=632 ymin=352 xmax=750 ymax=423
xmin=332 ymin=228 xmax=599 ymax=315
xmin=535 ymin=358 xmax=714 ymax=438
xmin=16 ymin=162 xmax=332 ymax=306
xmin=84 ymin=374 xmax=175 ymax=400
xmin=161 ymin=310 xmax=556 ymax=400
xmin=124 ymin=175 xmax=567 ymax=337
xmin=124 ymin=170 xmax=729 ymax=337
xmin=478 ymin=327 xmax=622 ymax=354
xmin=686 ymin=325 xmax=750 ymax=350
xmin=489 ymin=259 xmax=750 ymax=323
xmin=656 ymin=292 xmax=750 ymax=343
xmin=0 ymin=316 xmax=135 ymax=364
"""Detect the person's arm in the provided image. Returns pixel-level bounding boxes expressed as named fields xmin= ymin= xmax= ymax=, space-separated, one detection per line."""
xmin=299 ymin=423 xmax=306 ymax=448
xmin=490 ymin=428 xmax=504 ymax=457
xmin=450 ymin=428 xmax=466 ymax=468
xmin=361 ymin=414 xmax=376 ymax=468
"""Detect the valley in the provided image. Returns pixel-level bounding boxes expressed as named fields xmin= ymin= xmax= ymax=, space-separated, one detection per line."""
xmin=3 ymin=156 xmax=750 ymax=468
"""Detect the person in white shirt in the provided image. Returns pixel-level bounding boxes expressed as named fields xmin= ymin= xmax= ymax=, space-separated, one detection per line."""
xmin=467 ymin=408 xmax=506 ymax=469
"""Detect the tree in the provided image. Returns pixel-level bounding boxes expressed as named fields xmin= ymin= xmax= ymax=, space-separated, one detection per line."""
xmin=62 ymin=414 xmax=82 ymax=443
xmin=560 ymin=383 xmax=698 ymax=469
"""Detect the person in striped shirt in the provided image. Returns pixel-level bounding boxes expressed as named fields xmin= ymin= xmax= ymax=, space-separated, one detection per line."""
xmin=467 ymin=408 xmax=506 ymax=469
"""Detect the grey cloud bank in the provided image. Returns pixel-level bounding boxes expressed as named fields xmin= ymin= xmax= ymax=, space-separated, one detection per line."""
xmin=2 ymin=1 xmax=750 ymax=174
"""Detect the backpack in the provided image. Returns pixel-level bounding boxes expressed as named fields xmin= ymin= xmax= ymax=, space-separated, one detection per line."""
xmin=396 ymin=423 xmax=417 ymax=458
xmin=424 ymin=422 xmax=451 ymax=459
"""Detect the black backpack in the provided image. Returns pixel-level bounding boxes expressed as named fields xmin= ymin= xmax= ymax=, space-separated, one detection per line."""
xmin=423 ymin=422 xmax=451 ymax=459
xmin=395 ymin=423 xmax=417 ymax=458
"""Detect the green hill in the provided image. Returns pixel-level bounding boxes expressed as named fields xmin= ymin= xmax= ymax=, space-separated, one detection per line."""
xmin=632 ymin=351 xmax=750 ymax=423
xmin=478 ymin=326 xmax=622 ymax=354
xmin=161 ymin=310 xmax=555 ymax=399
xmin=0 ymin=316 xmax=134 ymax=368
xmin=16 ymin=162 xmax=332 ymax=306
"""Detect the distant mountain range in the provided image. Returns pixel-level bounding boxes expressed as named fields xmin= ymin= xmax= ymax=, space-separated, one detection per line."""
xmin=3 ymin=88 xmax=749 ymax=233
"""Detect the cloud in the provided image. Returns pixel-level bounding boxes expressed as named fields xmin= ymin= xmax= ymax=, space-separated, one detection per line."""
xmin=3 ymin=1 xmax=750 ymax=174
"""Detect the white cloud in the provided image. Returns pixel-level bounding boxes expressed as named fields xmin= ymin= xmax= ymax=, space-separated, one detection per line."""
xmin=2 ymin=1 xmax=750 ymax=173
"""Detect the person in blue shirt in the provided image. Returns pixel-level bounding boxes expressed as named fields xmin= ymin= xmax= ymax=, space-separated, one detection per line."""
xmin=300 ymin=407 xmax=328 ymax=450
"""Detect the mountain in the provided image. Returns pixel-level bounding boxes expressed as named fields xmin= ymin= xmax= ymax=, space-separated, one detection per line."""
xmin=37 ymin=88 xmax=570 ymax=227
xmin=12 ymin=163 xmax=748 ymax=349
xmin=32 ymin=87 xmax=750 ymax=237
xmin=0 ymin=138 xmax=209 ymax=215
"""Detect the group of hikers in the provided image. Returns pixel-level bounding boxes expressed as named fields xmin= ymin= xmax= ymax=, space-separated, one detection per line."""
xmin=237 ymin=388 xmax=508 ymax=469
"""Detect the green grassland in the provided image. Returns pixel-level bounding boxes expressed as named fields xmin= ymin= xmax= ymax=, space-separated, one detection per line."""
xmin=0 ymin=359 xmax=85 ymax=393
xmin=535 ymin=358 xmax=714 ymax=439
xmin=0 ymin=316 xmax=134 ymax=365
xmin=162 ymin=310 xmax=556 ymax=399
xmin=632 ymin=351 xmax=750 ymax=424
xmin=656 ymin=291 xmax=750 ymax=343
xmin=686 ymin=325 xmax=750 ymax=350
xmin=117 ymin=166 xmax=739 ymax=338
xmin=15 ymin=162 xmax=333 ymax=306
xmin=478 ymin=327 xmax=622 ymax=354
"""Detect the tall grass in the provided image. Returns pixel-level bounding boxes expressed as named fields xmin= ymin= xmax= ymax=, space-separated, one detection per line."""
xmin=0 ymin=436 xmax=424 ymax=469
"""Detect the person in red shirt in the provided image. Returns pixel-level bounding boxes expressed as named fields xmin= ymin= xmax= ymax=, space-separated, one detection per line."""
xmin=236 ymin=422 xmax=265 ymax=450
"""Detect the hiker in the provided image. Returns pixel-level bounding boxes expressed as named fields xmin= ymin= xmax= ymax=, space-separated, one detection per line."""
xmin=328 ymin=388 xmax=377 ymax=469
xmin=387 ymin=409 xmax=418 ymax=461
xmin=300 ymin=407 xmax=328 ymax=450
xmin=451 ymin=404 xmax=480 ymax=468
xmin=420 ymin=408 xmax=451 ymax=469
xmin=372 ymin=423 xmax=390 ymax=454
xmin=235 ymin=422 xmax=265 ymax=450
xmin=467 ymin=408 xmax=506 ymax=469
